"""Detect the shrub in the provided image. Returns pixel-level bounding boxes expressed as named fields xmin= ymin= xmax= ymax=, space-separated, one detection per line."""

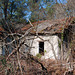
xmin=36 ymin=53 xmax=42 ymax=58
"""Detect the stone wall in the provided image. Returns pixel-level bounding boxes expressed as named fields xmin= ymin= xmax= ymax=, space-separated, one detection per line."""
xmin=25 ymin=35 xmax=60 ymax=60
xmin=0 ymin=35 xmax=60 ymax=60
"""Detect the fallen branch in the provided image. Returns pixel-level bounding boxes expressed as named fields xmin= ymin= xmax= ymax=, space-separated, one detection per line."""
xmin=17 ymin=51 xmax=23 ymax=75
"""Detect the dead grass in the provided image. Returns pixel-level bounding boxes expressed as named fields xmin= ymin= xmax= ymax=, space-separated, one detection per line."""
xmin=0 ymin=55 xmax=75 ymax=75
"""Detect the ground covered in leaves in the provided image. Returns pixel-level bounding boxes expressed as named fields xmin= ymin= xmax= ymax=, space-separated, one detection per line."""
xmin=0 ymin=55 xmax=75 ymax=75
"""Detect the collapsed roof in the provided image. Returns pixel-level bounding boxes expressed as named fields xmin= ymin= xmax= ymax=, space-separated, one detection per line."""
xmin=0 ymin=17 xmax=75 ymax=35
xmin=21 ymin=17 xmax=75 ymax=35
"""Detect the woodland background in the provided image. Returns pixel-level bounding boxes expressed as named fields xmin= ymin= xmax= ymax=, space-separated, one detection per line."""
xmin=0 ymin=0 xmax=75 ymax=75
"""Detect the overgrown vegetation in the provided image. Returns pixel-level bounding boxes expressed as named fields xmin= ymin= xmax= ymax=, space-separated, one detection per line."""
xmin=58 ymin=40 xmax=61 ymax=49
xmin=0 ymin=0 xmax=75 ymax=75
xmin=36 ymin=53 xmax=42 ymax=58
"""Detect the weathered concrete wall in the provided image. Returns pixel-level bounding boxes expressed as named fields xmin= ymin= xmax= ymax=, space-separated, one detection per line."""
xmin=25 ymin=35 xmax=60 ymax=60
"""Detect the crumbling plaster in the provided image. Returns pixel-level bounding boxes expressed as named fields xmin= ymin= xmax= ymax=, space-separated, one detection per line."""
xmin=25 ymin=35 xmax=60 ymax=60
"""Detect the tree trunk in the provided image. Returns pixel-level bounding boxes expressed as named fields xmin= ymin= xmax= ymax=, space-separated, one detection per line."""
xmin=3 ymin=0 xmax=9 ymax=20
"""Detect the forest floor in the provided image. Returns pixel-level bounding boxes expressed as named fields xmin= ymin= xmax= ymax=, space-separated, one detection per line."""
xmin=0 ymin=55 xmax=75 ymax=75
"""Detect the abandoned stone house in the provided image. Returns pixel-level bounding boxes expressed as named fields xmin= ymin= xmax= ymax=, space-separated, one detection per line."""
xmin=20 ymin=17 xmax=75 ymax=60
xmin=0 ymin=17 xmax=75 ymax=60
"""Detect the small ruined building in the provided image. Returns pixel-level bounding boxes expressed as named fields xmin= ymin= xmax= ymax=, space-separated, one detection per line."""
xmin=0 ymin=17 xmax=75 ymax=60
xmin=21 ymin=17 xmax=75 ymax=60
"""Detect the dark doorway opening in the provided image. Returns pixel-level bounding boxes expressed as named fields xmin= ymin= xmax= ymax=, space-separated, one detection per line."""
xmin=39 ymin=42 xmax=44 ymax=55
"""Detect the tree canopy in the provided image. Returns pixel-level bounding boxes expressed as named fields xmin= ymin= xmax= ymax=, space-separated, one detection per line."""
xmin=0 ymin=0 xmax=75 ymax=23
